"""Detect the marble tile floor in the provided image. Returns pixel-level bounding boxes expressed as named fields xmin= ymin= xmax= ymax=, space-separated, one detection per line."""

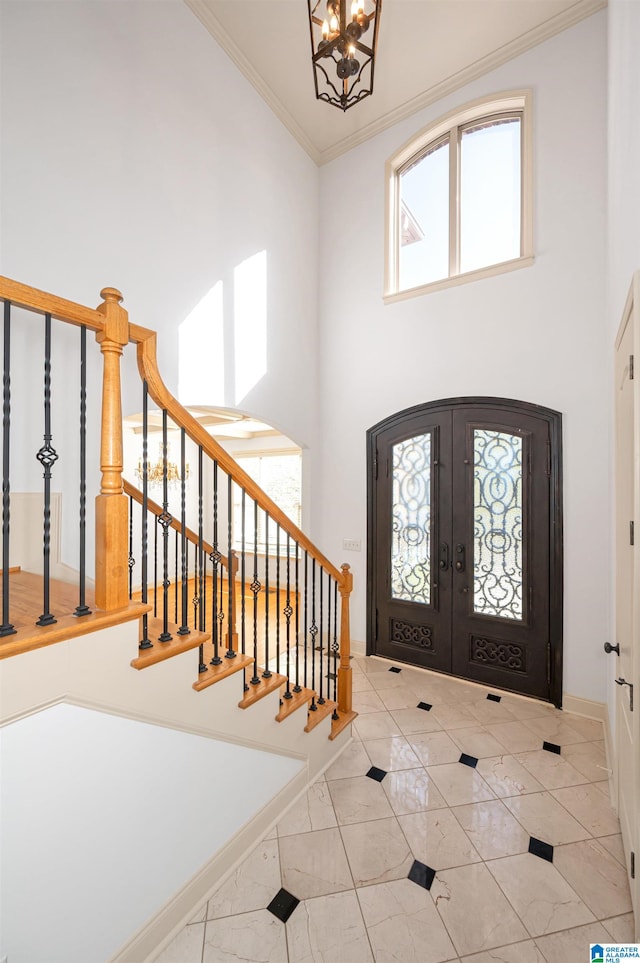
xmin=155 ymin=656 xmax=635 ymax=963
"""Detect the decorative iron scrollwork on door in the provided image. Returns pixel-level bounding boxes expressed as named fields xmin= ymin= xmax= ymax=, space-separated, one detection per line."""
xmin=473 ymin=429 xmax=524 ymax=621
xmin=391 ymin=432 xmax=432 ymax=604
xmin=391 ymin=617 xmax=434 ymax=650
xmin=470 ymin=635 xmax=525 ymax=672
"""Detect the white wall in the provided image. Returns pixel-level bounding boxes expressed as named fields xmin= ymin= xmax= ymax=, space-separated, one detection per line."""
xmin=316 ymin=13 xmax=609 ymax=703
xmin=0 ymin=0 xmax=320 ymax=475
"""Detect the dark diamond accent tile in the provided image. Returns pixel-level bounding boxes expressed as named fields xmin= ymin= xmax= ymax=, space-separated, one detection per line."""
xmin=459 ymin=753 xmax=478 ymax=769
xmin=267 ymin=888 xmax=300 ymax=923
xmin=417 ymin=701 xmax=433 ymax=711
xmin=389 ymin=666 xmax=402 ymax=673
xmin=528 ymin=837 xmax=554 ymax=862
xmin=408 ymin=859 xmax=436 ymax=890
xmin=326 ymin=672 xmax=337 ymax=681
xmin=487 ymin=693 xmax=502 ymax=702
xmin=543 ymin=741 xmax=561 ymax=755
xmin=366 ymin=766 xmax=387 ymax=782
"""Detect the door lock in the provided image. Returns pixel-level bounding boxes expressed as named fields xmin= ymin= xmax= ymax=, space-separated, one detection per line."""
xmin=616 ymin=677 xmax=634 ymax=711
xmin=455 ymin=543 xmax=465 ymax=572
xmin=439 ymin=542 xmax=450 ymax=570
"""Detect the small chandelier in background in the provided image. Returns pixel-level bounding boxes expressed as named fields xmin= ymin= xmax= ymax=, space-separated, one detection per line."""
xmin=136 ymin=442 xmax=190 ymax=491
xmin=307 ymin=0 xmax=381 ymax=111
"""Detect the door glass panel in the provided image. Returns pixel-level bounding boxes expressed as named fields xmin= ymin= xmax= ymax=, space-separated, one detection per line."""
xmin=391 ymin=433 xmax=431 ymax=604
xmin=473 ymin=428 xmax=524 ymax=620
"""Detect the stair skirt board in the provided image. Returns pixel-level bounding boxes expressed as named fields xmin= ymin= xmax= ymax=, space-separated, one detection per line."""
xmin=0 ymin=702 xmax=308 ymax=963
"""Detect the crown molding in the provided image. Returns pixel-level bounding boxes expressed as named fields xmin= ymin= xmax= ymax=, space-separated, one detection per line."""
xmin=184 ymin=0 xmax=606 ymax=168
xmin=184 ymin=0 xmax=322 ymax=165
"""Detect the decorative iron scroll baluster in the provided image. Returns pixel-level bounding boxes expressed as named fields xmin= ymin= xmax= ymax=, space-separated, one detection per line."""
xmin=0 ymin=300 xmax=15 ymax=637
xmin=283 ymin=532 xmax=292 ymax=700
xmin=317 ymin=565 xmax=325 ymax=704
xmin=74 ymin=325 xmax=91 ymax=617
xmin=210 ymin=460 xmax=221 ymax=665
xmin=128 ymin=495 xmax=134 ymax=600
xmin=138 ymin=381 xmax=152 ymax=648
xmin=192 ymin=541 xmax=199 ymax=632
xmin=226 ymin=474 xmax=235 ymax=660
xmin=263 ymin=512 xmax=271 ymax=678
xmin=177 ymin=428 xmax=190 ymax=636
xmin=332 ymin=579 xmax=339 ymax=718
xmin=36 ymin=313 xmax=58 ymax=627
xmin=250 ymin=499 xmax=261 ymax=685
xmin=197 ymin=446 xmax=206 ymax=673
xmin=309 ymin=556 xmax=317 ymax=711
xmin=157 ymin=409 xmax=172 ymax=642
xmin=293 ymin=546 xmax=301 ymax=692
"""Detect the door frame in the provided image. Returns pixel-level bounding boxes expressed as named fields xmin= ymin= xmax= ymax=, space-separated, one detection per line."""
xmin=367 ymin=396 xmax=564 ymax=706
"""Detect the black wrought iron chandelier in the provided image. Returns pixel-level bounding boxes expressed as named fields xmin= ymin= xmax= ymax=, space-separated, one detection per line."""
xmin=307 ymin=0 xmax=381 ymax=111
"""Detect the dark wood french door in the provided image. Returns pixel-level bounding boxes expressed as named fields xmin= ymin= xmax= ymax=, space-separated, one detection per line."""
xmin=367 ymin=398 xmax=563 ymax=705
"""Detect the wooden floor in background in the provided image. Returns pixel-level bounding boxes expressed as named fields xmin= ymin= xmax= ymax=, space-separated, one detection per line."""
xmin=0 ymin=568 xmax=96 ymax=629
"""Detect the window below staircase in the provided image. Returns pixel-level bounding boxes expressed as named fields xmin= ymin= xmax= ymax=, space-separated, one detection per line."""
xmin=232 ymin=451 xmax=302 ymax=553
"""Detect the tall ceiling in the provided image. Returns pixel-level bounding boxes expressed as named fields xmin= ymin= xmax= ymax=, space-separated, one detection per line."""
xmin=185 ymin=0 xmax=604 ymax=165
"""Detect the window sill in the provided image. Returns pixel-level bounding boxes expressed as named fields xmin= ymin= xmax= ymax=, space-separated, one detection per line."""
xmin=383 ymin=254 xmax=535 ymax=304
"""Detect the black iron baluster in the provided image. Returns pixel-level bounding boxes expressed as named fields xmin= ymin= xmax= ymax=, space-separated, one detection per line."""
xmin=192 ymin=541 xmax=199 ymax=632
xmin=275 ymin=525 xmax=281 ymax=676
xmin=177 ymin=428 xmax=189 ymax=636
xmin=317 ymin=565 xmax=325 ymax=704
xmin=283 ymin=532 xmax=292 ymax=700
xmin=293 ymin=546 xmax=301 ymax=692
xmin=74 ymin=325 xmax=91 ymax=617
xmin=197 ymin=446 xmax=206 ymax=673
xmin=225 ymin=474 xmax=236 ymax=660
xmin=157 ymin=409 xmax=172 ymax=642
xmin=210 ymin=460 xmax=221 ymax=665
xmin=128 ymin=495 xmax=134 ymax=600
xmin=332 ymin=578 xmax=339 ymax=719
xmin=202 ymin=549 xmax=208 ymax=635
xmin=249 ymin=499 xmax=261 ymax=685
xmin=153 ymin=514 xmax=158 ymax=618
xmin=138 ymin=381 xmax=152 ymax=649
xmin=174 ymin=529 xmax=178 ymax=623
xmin=308 ymin=554 xmax=317 ymax=712
xmin=240 ymin=488 xmax=249 ymax=689
xmin=0 ymin=301 xmax=15 ymax=636
xmin=263 ymin=512 xmax=271 ymax=678
xmin=36 ymin=313 xmax=58 ymax=626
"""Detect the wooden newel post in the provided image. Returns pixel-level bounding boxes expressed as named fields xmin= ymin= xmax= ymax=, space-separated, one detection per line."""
xmin=94 ymin=287 xmax=129 ymax=611
xmin=337 ymin=562 xmax=353 ymax=714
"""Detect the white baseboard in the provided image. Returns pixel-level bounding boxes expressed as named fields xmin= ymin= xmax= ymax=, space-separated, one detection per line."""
xmin=562 ymin=693 xmax=608 ymax=721
xmin=350 ymin=638 xmax=366 ymax=657
xmin=110 ymin=766 xmax=310 ymax=963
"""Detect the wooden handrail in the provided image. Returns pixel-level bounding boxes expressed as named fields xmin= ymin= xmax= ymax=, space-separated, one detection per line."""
xmin=0 ymin=276 xmax=105 ymax=332
xmin=131 ymin=326 xmax=345 ymax=585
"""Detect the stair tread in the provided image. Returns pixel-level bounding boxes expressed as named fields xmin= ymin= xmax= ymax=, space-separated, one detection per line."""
xmin=131 ymin=619 xmax=208 ymax=669
xmin=275 ymin=686 xmax=315 ymax=722
xmin=304 ymin=699 xmax=337 ymax=732
xmin=193 ymin=651 xmax=254 ymax=690
xmin=329 ymin=709 xmax=358 ymax=740
xmin=238 ymin=671 xmax=287 ymax=708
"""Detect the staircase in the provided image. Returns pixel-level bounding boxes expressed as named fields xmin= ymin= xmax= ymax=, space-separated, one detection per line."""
xmin=0 ymin=275 xmax=357 ymax=961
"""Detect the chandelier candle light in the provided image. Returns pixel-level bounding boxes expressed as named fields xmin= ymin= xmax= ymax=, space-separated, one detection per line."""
xmin=308 ymin=0 xmax=381 ymax=111
xmin=136 ymin=441 xmax=189 ymax=490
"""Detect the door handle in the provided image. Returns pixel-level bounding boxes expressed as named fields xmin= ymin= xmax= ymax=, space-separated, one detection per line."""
xmin=455 ymin=543 xmax=465 ymax=572
xmin=604 ymin=641 xmax=620 ymax=656
xmin=616 ymin=677 xmax=634 ymax=711
xmin=439 ymin=542 xmax=450 ymax=570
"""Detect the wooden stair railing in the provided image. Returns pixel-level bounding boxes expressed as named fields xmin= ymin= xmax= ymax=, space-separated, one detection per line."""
xmin=0 ymin=278 xmax=355 ymax=740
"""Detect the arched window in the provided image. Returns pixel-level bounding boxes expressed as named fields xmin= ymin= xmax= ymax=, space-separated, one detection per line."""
xmin=384 ymin=91 xmax=533 ymax=300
